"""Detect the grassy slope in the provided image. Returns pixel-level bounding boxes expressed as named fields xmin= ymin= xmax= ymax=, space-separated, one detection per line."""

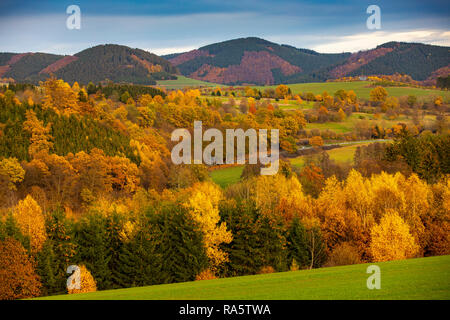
xmin=254 ymin=81 xmax=449 ymax=99
xmin=306 ymin=113 xmax=436 ymax=134
xmin=156 ymin=75 xmax=220 ymax=89
xmin=38 ymin=255 xmax=450 ymax=300
xmin=210 ymin=166 xmax=244 ymax=188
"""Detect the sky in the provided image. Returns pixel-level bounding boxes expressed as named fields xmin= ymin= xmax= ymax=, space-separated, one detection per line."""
xmin=0 ymin=0 xmax=449 ymax=55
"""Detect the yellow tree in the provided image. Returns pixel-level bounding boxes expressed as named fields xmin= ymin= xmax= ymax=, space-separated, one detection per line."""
xmin=67 ymin=265 xmax=97 ymax=294
xmin=276 ymin=175 xmax=310 ymax=224
xmin=369 ymin=86 xmax=388 ymax=103
xmin=185 ymin=182 xmax=232 ymax=271
xmin=13 ymin=195 xmax=47 ymax=253
xmin=42 ymin=77 xmax=79 ymax=115
xmin=0 ymin=157 xmax=25 ymax=207
xmin=0 ymin=157 xmax=25 ymax=191
xmin=369 ymin=210 xmax=419 ymax=262
xmin=370 ymin=172 xmax=405 ymax=221
xmin=275 ymin=84 xmax=290 ymax=99
xmin=309 ymin=136 xmax=324 ymax=147
xmin=23 ymin=110 xmax=53 ymax=157
xmin=343 ymin=170 xmax=374 ymax=228
xmin=338 ymin=108 xmax=346 ymax=121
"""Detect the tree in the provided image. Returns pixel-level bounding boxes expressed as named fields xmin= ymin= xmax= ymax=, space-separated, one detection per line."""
xmin=220 ymin=200 xmax=287 ymax=276
xmin=67 ymin=265 xmax=97 ymax=294
xmin=384 ymin=96 xmax=399 ymax=111
xmin=42 ymin=77 xmax=80 ymax=115
xmin=407 ymin=95 xmax=417 ymax=107
xmin=22 ymin=109 xmax=54 ymax=157
xmin=74 ymin=213 xmax=112 ymax=290
xmin=325 ymin=242 xmax=360 ymax=266
xmin=148 ymin=204 xmax=209 ymax=284
xmin=286 ymin=218 xmax=309 ymax=269
xmin=0 ymin=157 xmax=25 ymax=206
xmin=115 ymin=220 xmax=162 ymax=288
xmin=369 ymin=86 xmax=388 ymax=104
xmin=369 ymin=210 xmax=419 ymax=262
xmin=185 ymin=182 xmax=232 ymax=270
xmin=309 ymin=136 xmax=324 ymax=147
xmin=338 ymin=108 xmax=346 ymax=121
xmin=13 ymin=195 xmax=47 ymax=253
xmin=37 ymin=209 xmax=77 ymax=295
xmin=0 ymin=238 xmax=41 ymax=299
xmin=275 ymin=84 xmax=290 ymax=99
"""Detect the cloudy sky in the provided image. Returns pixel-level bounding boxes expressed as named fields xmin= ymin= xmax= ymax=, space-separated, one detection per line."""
xmin=0 ymin=0 xmax=449 ymax=55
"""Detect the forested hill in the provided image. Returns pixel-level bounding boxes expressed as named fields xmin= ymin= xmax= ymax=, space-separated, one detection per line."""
xmin=0 ymin=44 xmax=179 ymax=85
xmin=165 ymin=37 xmax=351 ymax=85
xmin=1 ymin=39 xmax=448 ymax=86
xmin=165 ymin=38 xmax=450 ymax=85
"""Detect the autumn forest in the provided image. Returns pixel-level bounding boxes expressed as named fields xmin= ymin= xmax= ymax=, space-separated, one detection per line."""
xmin=0 ymin=72 xmax=449 ymax=300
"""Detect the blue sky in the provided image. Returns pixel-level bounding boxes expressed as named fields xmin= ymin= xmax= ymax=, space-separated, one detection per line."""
xmin=0 ymin=0 xmax=449 ymax=55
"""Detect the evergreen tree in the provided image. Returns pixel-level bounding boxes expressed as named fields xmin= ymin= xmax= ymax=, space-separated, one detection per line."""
xmin=148 ymin=204 xmax=208 ymax=284
xmin=39 ymin=209 xmax=77 ymax=295
xmin=286 ymin=218 xmax=309 ymax=269
xmin=74 ymin=212 xmax=112 ymax=290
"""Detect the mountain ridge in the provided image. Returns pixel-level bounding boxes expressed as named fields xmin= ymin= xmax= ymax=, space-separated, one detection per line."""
xmin=0 ymin=44 xmax=179 ymax=85
xmin=1 ymin=38 xmax=449 ymax=85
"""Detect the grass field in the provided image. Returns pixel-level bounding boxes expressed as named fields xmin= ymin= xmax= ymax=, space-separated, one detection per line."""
xmin=210 ymin=141 xmax=383 ymax=185
xmin=305 ymin=113 xmax=436 ymax=134
xmin=254 ymin=81 xmax=449 ymax=100
xmin=156 ymin=75 xmax=220 ymax=89
xmin=289 ymin=142 xmax=371 ymax=168
xmin=210 ymin=166 xmax=243 ymax=188
xmin=37 ymin=255 xmax=450 ymax=300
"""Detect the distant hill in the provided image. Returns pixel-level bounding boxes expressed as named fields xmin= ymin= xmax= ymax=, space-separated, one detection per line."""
xmin=1 ymin=39 xmax=448 ymax=86
xmin=0 ymin=44 xmax=179 ymax=85
xmin=164 ymin=37 xmax=350 ymax=85
xmin=330 ymin=42 xmax=450 ymax=81
xmin=164 ymin=37 xmax=450 ymax=85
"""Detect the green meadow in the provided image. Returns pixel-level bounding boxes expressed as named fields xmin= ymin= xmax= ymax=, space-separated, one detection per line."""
xmin=210 ymin=166 xmax=244 ymax=188
xmin=156 ymin=75 xmax=220 ymax=89
xmin=210 ymin=141 xmax=385 ymax=186
xmin=37 ymin=255 xmax=450 ymax=300
xmin=305 ymin=113 xmax=436 ymax=134
xmin=254 ymin=81 xmax=449 ymax=100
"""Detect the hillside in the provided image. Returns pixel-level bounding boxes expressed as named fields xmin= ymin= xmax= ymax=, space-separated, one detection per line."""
xmin=37 ymin=255 xmax=450 ymax=300
xmin=165 ymin=37 xmax=350 ymax=85
xmin=165 ymin=37 xmax=450 ymax=85
xmin=0 ymin=45 xmax=179 ymax=85
xmin=2 ymin=39 xmax=448 ymax=86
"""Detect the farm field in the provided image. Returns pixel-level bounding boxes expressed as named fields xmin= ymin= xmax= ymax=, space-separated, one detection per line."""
xmin=305 ymin=113 xmax=436 ymax=134
xmin=290 ymin=141 xmax=380 ymax=168
xmin=210 ymin=141 xmax=386 ymax=186
xmin=210 ymin=166 xmax=244 ymax=188
xmin=36 ymin=255 xmax=450 ymax=300
xmin=254 ymin=81 xmax=450 ymax=100
xmin=156 ymin=75 xmax=220 ymax=89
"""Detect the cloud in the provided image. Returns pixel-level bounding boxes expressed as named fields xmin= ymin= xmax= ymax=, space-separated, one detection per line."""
xmin=146 ymin=46 xmax=197 ymax=55
xmin=310 ymin=29 xmax=450 ymax=53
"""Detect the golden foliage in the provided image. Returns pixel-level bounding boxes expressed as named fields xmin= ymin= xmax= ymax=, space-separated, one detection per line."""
xmin=23 ymin=110 xmax=53 ymax=157
xmin=42 ymin=77 xmax=80 ymax=115
xmin=369 ymin=210 xmax=419 ymax=262
xmin=0 ymin=238 xmax=41 ymax=300
xmin=258 ymin=266 xmax=275 ymax=274
xmin=0 ymin=157 xmax=25 ymax=191
xmin=13 ymin=195 xmax=47 ymax=253
xmin=195 ymin=269 xmax=218 ymax=281
xmin=67 ymin=265 xmax=97 ymax=294
xmin=185 ymin=182 xmax=232 ymax=270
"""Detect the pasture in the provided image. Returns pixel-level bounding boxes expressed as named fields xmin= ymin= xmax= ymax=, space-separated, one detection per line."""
xmin=37 ymin=255 xmax=450 ymax=300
